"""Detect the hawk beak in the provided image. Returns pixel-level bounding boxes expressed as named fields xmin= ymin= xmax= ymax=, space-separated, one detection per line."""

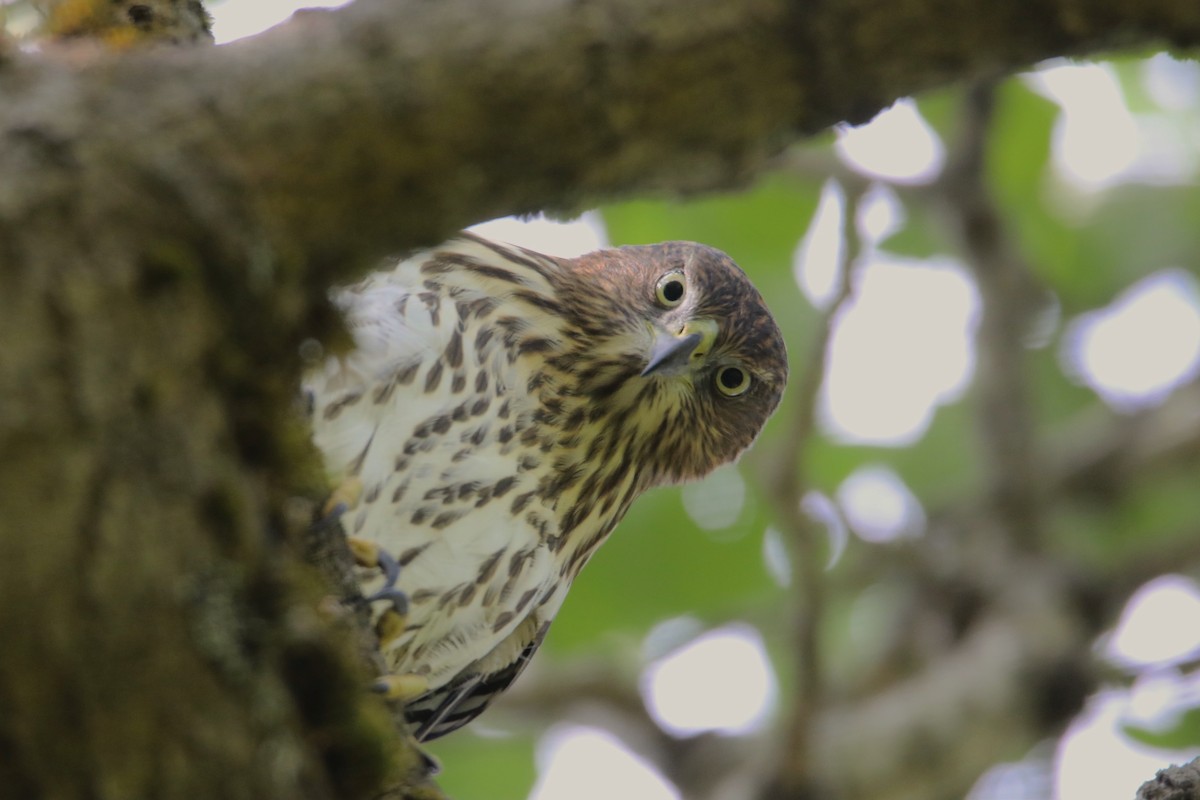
xmin=641 ymin=319 xmax=718 ymax=377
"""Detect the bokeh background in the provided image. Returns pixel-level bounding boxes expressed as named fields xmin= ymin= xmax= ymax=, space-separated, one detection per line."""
xmin=8 ymin=2 xmax=1198 ymax=797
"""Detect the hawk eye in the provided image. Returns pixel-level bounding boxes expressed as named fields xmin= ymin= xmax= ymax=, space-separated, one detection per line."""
xmin=716 ymin=366 xmax=751 ymax=397
xmin=655 ymin=272 xmax=687 ymax=308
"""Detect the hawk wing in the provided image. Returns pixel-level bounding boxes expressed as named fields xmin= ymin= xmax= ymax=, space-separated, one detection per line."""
xmin=305 ymin=235 xmax=571 ymax=721
xmin=303 ymin=259 xmax=451 ymax=480
xmin=304 ymin=233 xmax=561 ymax=480
xmin=405 ymin=614 xmax=551 ymax=741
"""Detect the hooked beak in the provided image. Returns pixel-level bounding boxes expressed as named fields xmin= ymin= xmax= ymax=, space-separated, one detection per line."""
xmin=641 ymin=319 xmax=718 ymax=377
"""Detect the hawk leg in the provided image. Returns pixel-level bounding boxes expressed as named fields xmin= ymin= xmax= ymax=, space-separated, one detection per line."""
xmin=346 ymin=536 xmax=410 ymax=649
xmin=313 ymin=478 xmax=411 ymax=649
xmin=316 ymin=475 xmax=363 ymax=527
xmin=313 ymin=484 xmax=432 ymax=726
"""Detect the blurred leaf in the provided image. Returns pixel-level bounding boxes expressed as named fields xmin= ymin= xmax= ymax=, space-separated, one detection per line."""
xmin=1110 ymin=51 xmax=1171 ymax=114
xmin=1124 ymin=707 xmax=1200 ymax=750
xmin=601 ymin=174 xmax=818 ymax=291
xmin=981 ymin=80 xmax=1091 ymax=310
xmin=913 ymin=86 xmax=964 ymax=139
xmin=878 ymin=201 xmax=944 ymax=260
xmin=805 ymin=395 xmax=980 ymax=508
xmin=1118 ymin=470 xmax=1200 ymax=547
xmin=1053 ymin=466 xmax=1200 ymax=569
xmin=546 ymin=475 xmax=783 ymax=654
xmin=427 ymin=733 xmax=537 ymax=800
xmin=1028 ymin=339 xmax=1098 ymax=427
xmin=433 ymin=56 xmax=1200 ymax=800
xmin=987 ymin=80 xmax=1058 ymax=217
xmin=1074 ymin=184 xmax=1200 ymax=294
xmin=985 ymin=76 xmax=1200 ymax=315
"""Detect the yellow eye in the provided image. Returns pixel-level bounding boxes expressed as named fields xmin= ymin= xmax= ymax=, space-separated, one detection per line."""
xmin=655 ymin=271 xmax=686 ymax=308
xmin=716 ymin=366 xmax=751 ymax=397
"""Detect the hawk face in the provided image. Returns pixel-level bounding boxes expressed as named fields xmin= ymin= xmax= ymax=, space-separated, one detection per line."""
xmin=556 ymin=241 xmax=788 ymax=487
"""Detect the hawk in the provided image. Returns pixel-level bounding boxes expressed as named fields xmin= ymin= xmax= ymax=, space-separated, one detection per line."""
xmin=305 ymin=232 xmax=787 ymax=741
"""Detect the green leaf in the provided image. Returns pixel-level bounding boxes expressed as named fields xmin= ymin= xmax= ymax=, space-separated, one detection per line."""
xmin=914 ymin=86 xmax=964 ymax=139
xmin=1124 ymin=707 xmax=1200 ymax=750
xmin=545 ymin=469 xmax=784 ymax=654
xmin=1109 ymin=53 xmax=1170 ymax=115
xmin=878 ymin=199 xmax=944 ymax=259
xmin=601 ymin=174 xmax=819 ymax=292
xmin=1073 ymin=184 xmax=1200 ymax=300
xmin=982 ymin=79 xmax=1090 ymax=307
xmin=987 ymin=79 xmax=1059 ymax=218
xmin=428 ymin=732 xmax=537 ymax=800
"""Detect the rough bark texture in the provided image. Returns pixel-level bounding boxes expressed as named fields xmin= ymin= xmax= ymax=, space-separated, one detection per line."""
xmin=39 ymin=0 xmax=214 ymax=46
xmin=1138 ymin=759 xmax=1200 ymax=800
xmin=2 ymin=0 xmax=1200 ymax=798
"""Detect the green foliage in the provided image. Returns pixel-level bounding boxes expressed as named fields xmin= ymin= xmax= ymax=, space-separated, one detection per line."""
xmin=436 ymin=54 xmax=1200 ymax=798
xmin=1125 ymin=708 xmax=1200 ymax=750
xmin=429 ymin=732 xmax=538 ymax=800
xmin=550 ymin=472 xmax=785 ymax=654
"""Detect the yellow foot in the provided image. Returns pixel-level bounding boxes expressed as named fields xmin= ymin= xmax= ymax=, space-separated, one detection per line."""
xmin=401 ymin=736 xmax=442 ymax=776
xmin=375 ymin=605 xmax=407 ymax=648
xmin=347 ymin=535 xmax=383 ymax=569
xmin=321 ymin=476 xmax=363 ymax=520
xmin=347 ymin=535 xmax=402 ymax=590
xmin=347 ymin=535 xmax=408 ymax=646
xmin=373 ymin=673 xmax=431 ymax=701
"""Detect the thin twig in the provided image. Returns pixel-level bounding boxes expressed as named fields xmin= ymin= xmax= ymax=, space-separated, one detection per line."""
xmin=937 ymin=80 xmax=1048 ymax=552
xmin=758 ymin=178 xmax=866 ymax=798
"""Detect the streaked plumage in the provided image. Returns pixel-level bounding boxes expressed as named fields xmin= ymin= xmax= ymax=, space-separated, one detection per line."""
xmin=305 ymin=233 xmax=786 ymax=740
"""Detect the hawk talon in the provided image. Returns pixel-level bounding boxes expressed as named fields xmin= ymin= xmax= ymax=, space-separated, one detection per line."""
xmin=344 ymin=536 xmax=411 ymax=647
xmin=310 ymin=501 xmax=348 ymax=532
xmin=342 ymin=536 xmax=411 ymax=648
xmin=312 ymin=477 xmax=363 ymax=532
xmin=316 ymin=476 xmax=364 ymax=527
xmin=417 ymin=747 xmax=442 ymax=776
xmin=365 ymin=586 xmax=408 ymax=616
xmin=348 ymin=536 xmax=406 ymax=608
xmin=401 ymin=737 xmax=442 ymax=777
xmin=374 ymin=605 xmax=407 ymax=648
xmin=349 ymin=539 xmax=401 ymax=589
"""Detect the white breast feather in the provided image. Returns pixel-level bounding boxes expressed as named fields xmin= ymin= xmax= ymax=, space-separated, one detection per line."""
xmin=304 ymin=245 xmax=563 ymax=688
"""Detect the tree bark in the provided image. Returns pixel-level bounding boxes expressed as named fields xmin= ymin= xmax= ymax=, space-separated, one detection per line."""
xmin=3 ymin=0 xmax=1200 ymax=798
xmin=1137 ymin=758 xmax=1200 ymax=800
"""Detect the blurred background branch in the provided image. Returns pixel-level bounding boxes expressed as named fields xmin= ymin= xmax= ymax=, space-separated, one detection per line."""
xmin=430 ymin=63 xmax=1200 ymax=800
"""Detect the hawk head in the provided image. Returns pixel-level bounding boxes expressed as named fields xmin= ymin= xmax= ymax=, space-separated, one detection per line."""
xmin=552 ymin=241 xmax=788 ymax=487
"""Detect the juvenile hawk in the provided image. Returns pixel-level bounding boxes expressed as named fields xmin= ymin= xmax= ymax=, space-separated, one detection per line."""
xmin=305 ymin=233 xmax=787 ymax=740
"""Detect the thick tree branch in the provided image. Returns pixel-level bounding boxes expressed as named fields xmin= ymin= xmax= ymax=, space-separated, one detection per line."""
xmin=4 ymin=1 xmax=1200 ymax=798
xmin=1137 ymin=757 xmax=1200 ymax=800
xmin=5 ymin=0 xmax=1200 ymax=279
